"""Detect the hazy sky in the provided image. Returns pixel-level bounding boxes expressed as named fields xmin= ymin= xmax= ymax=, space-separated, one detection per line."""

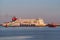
xmin=0 ymin=0 xmax=60 ymax=23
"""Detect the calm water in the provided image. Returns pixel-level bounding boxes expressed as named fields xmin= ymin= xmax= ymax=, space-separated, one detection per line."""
xmin=0 ymin=26 xmax=60 ymax=40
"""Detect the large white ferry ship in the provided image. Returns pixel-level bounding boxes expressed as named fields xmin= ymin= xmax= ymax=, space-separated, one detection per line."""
xmin=2 ymin=16 xmax=46 ymax=27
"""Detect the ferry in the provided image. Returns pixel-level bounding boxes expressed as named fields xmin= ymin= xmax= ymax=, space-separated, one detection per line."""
xmin=1 ymin=16 xmax=58 ymax=27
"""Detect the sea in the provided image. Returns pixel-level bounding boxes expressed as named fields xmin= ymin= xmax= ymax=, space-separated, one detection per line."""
xmin=0 ymin=26 xmax=60 ymax=40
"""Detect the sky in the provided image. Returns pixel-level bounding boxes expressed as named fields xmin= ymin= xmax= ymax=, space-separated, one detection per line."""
xmin=0 ymin=0 xmax=60 ymax=23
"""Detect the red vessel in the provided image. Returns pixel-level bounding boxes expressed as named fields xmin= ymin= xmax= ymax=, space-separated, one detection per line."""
xmin=47 ymin=23 xmax=56 ymax=27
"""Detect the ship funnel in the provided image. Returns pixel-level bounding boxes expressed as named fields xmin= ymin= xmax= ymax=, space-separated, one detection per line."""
xmin=12 ymin=16 xmax=17 ymax=21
